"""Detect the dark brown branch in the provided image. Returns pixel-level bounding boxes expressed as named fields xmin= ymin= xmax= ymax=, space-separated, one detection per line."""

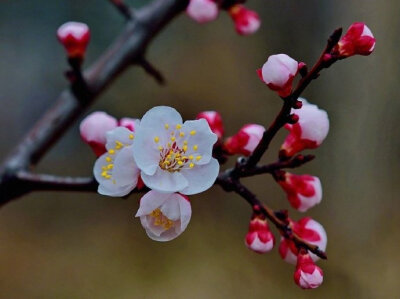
xmin=137 ymin=57 xmax=166 ymax=85
xmin=0 ymin=0 xmax=189 ymax=206
xmin=217 ymin=179 xmax=327 ymax=259
xmin=108 ymin=0 xmax=133 ymax=20
xmin=241 ymin=28 xmax=343 ymax=170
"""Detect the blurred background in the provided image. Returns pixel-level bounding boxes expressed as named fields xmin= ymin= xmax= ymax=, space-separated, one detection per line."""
xmin=0 ymin=0 xmax=399 ymax=298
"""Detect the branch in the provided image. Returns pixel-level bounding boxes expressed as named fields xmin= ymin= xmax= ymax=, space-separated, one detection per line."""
xmin=0 ymin=0 xmax=189 ymax=206
xmin=241 ymin=28 xmax=343 ymax=170
xmin=108 ymin=0 xmax=133 ymax=20
xmin=217 ymin=179 xmax=327 ymax=259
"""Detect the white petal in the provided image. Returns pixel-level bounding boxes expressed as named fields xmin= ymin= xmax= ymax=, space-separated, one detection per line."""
xmin=177 ymin=194 xmax=192 ymax=231
xmin=112 ymin=146 xmax=139 ymax=186
xmin=135 ymin=191 xmax=170 ymax=217
xmin=181 ymin=119 xmax=218 ymax=165
xmin=139 ymin=106 xmax=182 ymax=131
xmin=141 ymin=168 xmax=188 ymax=193
xmin=93 ymin=152 xmax=137 ymax=197
xmin=160 ymin=195 xmax=181 ymax=221
xmin=179 ymin=158 xmax=219 ymax=195
xmin=105 ymin=127 xmax=135 ymax=150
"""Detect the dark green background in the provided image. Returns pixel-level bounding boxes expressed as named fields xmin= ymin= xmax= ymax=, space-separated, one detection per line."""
xmin=0 ymin=0 xmax=398 ymax=298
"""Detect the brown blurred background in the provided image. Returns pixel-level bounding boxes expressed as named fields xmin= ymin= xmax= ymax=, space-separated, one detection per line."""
xmin=0 ymin=0 xmax=399 ymax=298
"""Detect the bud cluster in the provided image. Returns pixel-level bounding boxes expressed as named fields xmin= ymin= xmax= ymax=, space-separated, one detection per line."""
xmin=186 ymin=0 xmax=260 ymax=36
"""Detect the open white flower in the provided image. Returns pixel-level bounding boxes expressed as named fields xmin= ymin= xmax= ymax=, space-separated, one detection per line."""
xmin=135 ymin=191 xmax=192 ymax=241
xmin=94 ymin=126 xmax=140 ymax=197
xmin=133 ymin=106 xmax=219 ymax=195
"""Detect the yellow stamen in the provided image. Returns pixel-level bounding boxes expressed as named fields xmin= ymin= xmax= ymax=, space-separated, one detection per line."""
xmin=179 ymin=132 xmax=185 ymax=137
xmin=183 ymin=145 xmax=188 ymax=152
xmin=196 ymin=156 xmax=202 ymax=161
xmin=129 ymin=134 xmax=134 ymax=140
xmin=193 ymin=145 xmax=198 ymax=151
xmin=158 ymin=146 xmax=163 ymax=151
xmin=107 ymin=164 xmax=114 ymax=169
xmin=190 ymin=130 xmax=196 ymax=136
xmin=176 ymin=124 xmax=182 ymax=129
xmin=189 ymin=155 xmax=194 ymax=160
xmin=105 ymin=156 xmax=112 ymax=162
xmin=183 ymin=140 xmax=188 ymax=145
xmin=154 ymin=136 xmax=160 ymax=143
xmin=189 ymin=163 xmax=195 ymax=168
xmin=170 ymin=136 xmax=176 ymax=142
xmin=165 ymin=124 xmax=169 ymax=130
xmin=108 ymin=149 xmax=115 ymax=155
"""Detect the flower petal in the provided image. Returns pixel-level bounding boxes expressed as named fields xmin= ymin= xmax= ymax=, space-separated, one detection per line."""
xmin=179 ymin=158 xmax=219 ymax=195
xmin=135 ymin=191 xmax=170 ymax=217
xmin=105 ymin=127 xmax=135 ymax=150
xmin=181 ymin=119 xmax=218 ymax=165
xmin=141 ymin=168 xmax=188 ymax=193
xmin=139 ymin=106 xmax=183 ymax=131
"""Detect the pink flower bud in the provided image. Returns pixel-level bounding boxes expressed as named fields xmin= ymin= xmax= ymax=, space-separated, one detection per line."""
xmin=257 ymin=54 xmax=299 ymax=97
xmin=279 ymin=217 xmax=327 ymax=264
xmin=228 ymin=5 xmax=261 ymax=36
xmin=277 ymin=172 xmax=322 ymax=212
xmin=225 ymin=124 xmax=265 ymax=156
xmin=119 ymin=117 xmax=138 ymax=132
xmin=281 ymin=99 xmax=329 ymax=158
xmin=245 ymin=216 xmax=275 ymax=253
xmin=186 ymin=0 xmax=219 ymax=24
xmin=196 ymin=111 xmax=224 ymax=139
xmin=80 ymin=112 xmax=118 ymax=156
xmin=57 ymin=22 xmax=90 ymax=59
xmin=334 ymin=22 xmax=375 ymax=58
xmin=294 ymin=251 xmax=324 ymax=289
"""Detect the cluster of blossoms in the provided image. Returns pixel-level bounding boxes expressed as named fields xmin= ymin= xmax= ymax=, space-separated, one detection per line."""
xmin=75 ymin=19 xmax=375 ymax=290
xmin=81 ymin=107 xmax=220 ymax=241
xmin=186 ymin=0 xmax=260 ymax=36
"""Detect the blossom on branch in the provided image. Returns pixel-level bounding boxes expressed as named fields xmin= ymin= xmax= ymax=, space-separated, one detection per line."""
xmin=228 ymin=5 xmax=261 ymax=36
xmin=279 ymin=217 xmax=327 ymax=264
xmin=258 ymin=54 xmax=299 ymax=97
xmin=135 ymin=191 xmax=191 ymax=241
xmin=225 ymin=124 xmax=265 ymax=156
xmin=133 ymin=106 xmax=219 ymax=195
xmin=277 ymin=172 xmax=322 ymax=212
xmin=93 ymin=127 xmax=140 ymax=196
xmin=245 ymin=216 xmax=275 ymax=253
xmin=80 ymin=112 xmax=118 ymax=156
xmin=186 ymin=0 xmax=219 ymax=24
xmin=57 ymin=21 xmax=90 ymax=59
xmin=119 ymin=117 xmax=138 ymax=132
xmin=294 ymin=250 xmax=324 ymax=289
xmin=196 ymin=111 xmax=224 ymax=139
xmin=280 ymin=99 xmax=329 ymax=158
xmin=333 ymin=22 xmax=376 ymax=58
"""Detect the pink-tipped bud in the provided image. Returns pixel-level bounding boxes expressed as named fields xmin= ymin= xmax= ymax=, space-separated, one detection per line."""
xmin=57 ymin=22 xmax=90 ymax=59
xmin=186 ymin=0 xmax=219 ymax=24
xmin=119 ymin=117 xmax=139 ymax=132
xmin=279 ymin=217 xmax=327 ymax=264
xmin=258 ymin=54 xmax=298 ymax=97
xmin=280 ymin=98 xmax=329 ymax=158
xmin=225 ymin=124 xmax=265 ymax=156
xmin=294 ymin=250 xmax=324 ymax=289
xmin=80 ymin=112 xmax=118 ymax=156
xmin=228 ymin=5 xmax=261 ymax=36
xmin=245 ymin=216 xmax=275 ymax=253
xmin=334 ymin=22 xmax=375 ymax=58
xmin=277 ymin=172 xmax=322 ymax=212
xmin=196 ymin=111 xmax=224 ymax=139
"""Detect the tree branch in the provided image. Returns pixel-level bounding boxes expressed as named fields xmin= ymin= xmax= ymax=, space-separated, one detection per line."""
xmin=0 ymin=0 xmax=189 ymax=206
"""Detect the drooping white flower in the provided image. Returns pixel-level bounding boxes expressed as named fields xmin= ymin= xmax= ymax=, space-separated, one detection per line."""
xmin=93 ymin=126 xmax=140 ymax=197
xmin=135 ymin=191 xmax=192 ymax=242
xmin=133 ymin=106 xmax=220 ymax=195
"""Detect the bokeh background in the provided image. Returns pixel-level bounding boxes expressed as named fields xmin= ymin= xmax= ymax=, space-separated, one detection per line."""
xmin=0 ymin=0 xmax=399 ymax=298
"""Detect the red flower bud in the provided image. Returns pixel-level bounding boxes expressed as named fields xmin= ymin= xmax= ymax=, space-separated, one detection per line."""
xmin=228 ymin=5 xmax=261 ymax=36
xmin=196 ymin=111 xmax=224 ymax=139
xmin=80 ymin=112 xmax=118 ymax=156
xmin=294 ymin=251 xmax=324 ymax=289
xmin=258 ymin=54 xmax=298 ymax=97
xmin=245 ymin=216 xmax=275 ymax=253
xmin=57 ymin=22 xmax=90 ymax=59
xmin=225 ymin=124 xmax=265 ymax=156
xmin=279 ymin=217 xmax=327 ymax=264
xmin=277 ymin=172 xmax=322 ymax=212
xmin=333 ymin=22 xmax=375 ymax=58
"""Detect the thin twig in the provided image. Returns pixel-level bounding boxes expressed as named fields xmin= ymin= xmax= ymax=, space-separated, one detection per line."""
xmin=108 ymin=0 xmax=133 ymax=20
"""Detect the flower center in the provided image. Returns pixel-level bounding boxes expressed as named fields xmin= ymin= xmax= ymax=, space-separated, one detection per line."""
xmin=154 ymin=123 xmax=202 ymax=172
xmin=150 ymin=208 xmax=174 ymax=230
